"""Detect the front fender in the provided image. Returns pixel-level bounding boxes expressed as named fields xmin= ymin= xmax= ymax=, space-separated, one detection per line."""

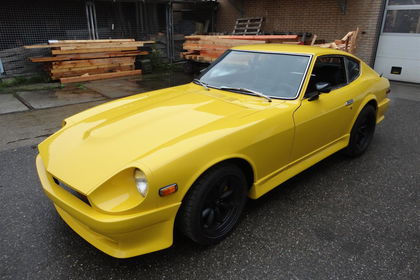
xmin=181 ymin=154 xmax=257 ymax=198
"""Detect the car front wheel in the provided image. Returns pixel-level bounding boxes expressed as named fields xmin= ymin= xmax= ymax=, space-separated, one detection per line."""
xmin=344 ymin=104 xmax=377 ymax=157
xmin=178 ymin=164 xmax=248 ymax=245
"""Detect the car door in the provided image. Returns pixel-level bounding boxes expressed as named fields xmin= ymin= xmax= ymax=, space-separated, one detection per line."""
xmin=291 ymin=55 xmax=358 ymax=162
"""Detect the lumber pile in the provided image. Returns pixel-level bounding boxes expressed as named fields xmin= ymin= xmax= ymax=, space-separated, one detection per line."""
xmin=181 ymin=35 xmax=300 ymax=63
xmin=26 ymin=39 xmax=154 ymax=83
xmin=182 ymin=28 xmax=360 ymax=64
xmin=315 ymin=28 xmax=359 ymax=54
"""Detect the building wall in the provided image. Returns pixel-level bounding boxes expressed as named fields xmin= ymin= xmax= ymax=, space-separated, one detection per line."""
xmin=216 ymin=0 xmax=385 ymax=65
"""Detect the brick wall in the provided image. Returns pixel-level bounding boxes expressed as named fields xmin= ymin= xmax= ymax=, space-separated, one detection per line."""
xmin=216 ymin=0 xmax=385 ymax=65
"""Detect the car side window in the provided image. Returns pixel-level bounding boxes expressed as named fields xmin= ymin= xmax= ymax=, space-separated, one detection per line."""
xmin=305 ymin=56 xmax=347 ymax=96
xmin=345 ymin=57 xmax=360 ymax=83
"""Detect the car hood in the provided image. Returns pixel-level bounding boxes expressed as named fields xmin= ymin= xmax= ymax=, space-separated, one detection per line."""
xmin=38 ymin=83 xmax=271 ymax=194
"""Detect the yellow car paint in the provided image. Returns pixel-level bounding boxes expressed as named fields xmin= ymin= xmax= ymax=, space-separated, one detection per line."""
xmin=36 ymin=44 xmax=390 ymax=258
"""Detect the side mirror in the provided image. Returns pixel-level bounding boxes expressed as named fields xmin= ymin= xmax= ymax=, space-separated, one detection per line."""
xmin=315 ymin=82 xmax=331 ymax=93
xmin=307 ymin=82 xmax=331 ymax=101
xmin=307 ymin=91 xmax=320 ymax=101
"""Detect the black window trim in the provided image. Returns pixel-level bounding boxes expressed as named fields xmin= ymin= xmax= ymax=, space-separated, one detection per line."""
xmin=304 ymin=54 xmax=348 ymax=99
xmin=304 ymin=54 xmax=362 ymax=99
xmin=343 ymin=55 xmax=362 ymax=83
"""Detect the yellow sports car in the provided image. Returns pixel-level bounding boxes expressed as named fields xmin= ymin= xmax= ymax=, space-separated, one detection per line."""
xmin=36 ymin=45 xmax=390 ymax=258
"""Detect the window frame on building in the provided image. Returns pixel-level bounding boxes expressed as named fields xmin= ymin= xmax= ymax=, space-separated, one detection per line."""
xmin=381 ymin=0 xmax=420 ymax=36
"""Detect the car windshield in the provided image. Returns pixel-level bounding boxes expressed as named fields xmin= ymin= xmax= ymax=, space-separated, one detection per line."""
xmin=199 ymin=50 xmax=311 ymax=99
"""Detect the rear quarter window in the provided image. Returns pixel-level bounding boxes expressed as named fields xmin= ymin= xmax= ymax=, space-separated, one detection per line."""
xmin=345 ymin=57 xmax=360 ymax=83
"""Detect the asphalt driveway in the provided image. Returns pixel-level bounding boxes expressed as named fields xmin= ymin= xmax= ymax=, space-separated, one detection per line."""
xmin=0 ymin=84 xmax=419 ymax=279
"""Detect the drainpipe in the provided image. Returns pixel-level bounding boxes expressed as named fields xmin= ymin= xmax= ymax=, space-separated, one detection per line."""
xmin=371 ymin=0 xmax=387 ymax=67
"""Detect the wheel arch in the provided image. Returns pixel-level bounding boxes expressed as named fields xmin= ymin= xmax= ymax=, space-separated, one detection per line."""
xmin=180 ymin=155 xmax=256 ymax=203
xmin=174 ymin=156 xmax=256 ymax=230
xmin=349 ymin=95 xmax=378 ymax=131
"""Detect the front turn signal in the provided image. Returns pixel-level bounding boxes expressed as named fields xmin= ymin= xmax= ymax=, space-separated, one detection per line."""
xmin=159 ymin=184 xmax=178 ymax=197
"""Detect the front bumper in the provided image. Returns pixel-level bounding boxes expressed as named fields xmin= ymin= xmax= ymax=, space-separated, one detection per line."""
xmin=36 ymin=155 xmax=181 ymax=258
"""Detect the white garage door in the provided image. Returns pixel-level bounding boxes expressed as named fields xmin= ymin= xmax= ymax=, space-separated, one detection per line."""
xmin=374 ymin=0 xmax=420 ymax=83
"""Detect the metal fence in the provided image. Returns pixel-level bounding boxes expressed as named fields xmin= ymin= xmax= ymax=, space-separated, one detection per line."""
xmin=0 ymin=0 xmax=90 ymax=50
xmin=0 ymin=0 xmax=163 ymax=51
xmin=0 ymin=0 xmax=218 ymax=77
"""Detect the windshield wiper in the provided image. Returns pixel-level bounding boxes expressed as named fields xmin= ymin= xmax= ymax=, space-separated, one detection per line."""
xmin=218 ymin=86 xmax=272 ymax=102
xmin=193 ymin=79 xmax=209 ymax=91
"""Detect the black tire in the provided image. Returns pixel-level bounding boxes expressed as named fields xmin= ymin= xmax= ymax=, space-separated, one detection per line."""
xmin=178 ymin=164 xmax=248 ymax=245
xmin=344 ymin=105 xmax=377 ymax=157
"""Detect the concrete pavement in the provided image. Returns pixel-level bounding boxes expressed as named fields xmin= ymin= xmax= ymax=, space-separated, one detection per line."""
xmin=0 ymin=72 xmax=193 ymax=152
xmin=0 ymin=72 xmax=193 ymax=115
xmin=0 ymin=81 xmax=419 ymax=279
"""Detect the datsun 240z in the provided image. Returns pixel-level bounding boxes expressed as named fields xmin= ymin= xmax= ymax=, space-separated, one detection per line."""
xmin=36 ymin=45 xmax=390 ymax=258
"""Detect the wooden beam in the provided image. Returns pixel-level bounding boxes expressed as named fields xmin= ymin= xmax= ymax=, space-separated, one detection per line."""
xmin=24 ymin=40 xmax=154 ymax=49
xmin=51 ymin=65 xmax=134 ymax=79
xmin=60 ymin=70 xmax=142 ymax=84
xmin=50 ymin=39 xmax=135 ymax=43
xmin=310 ymin=35 xmax=318 ymax=46
xmin=220 ymin=35 xmax=299 ymax=40
xmin=54 ymin=42 xmax=153 ymax=50
xmin=30 ymin=51 xmax=148 ymax=62
xmin=51 ymin=62 xmax=134 ymax=74
xmin=52 ymin=57 xmax=134 ymax=68
xmin=52 ymin=47 xmax=139 ymax=55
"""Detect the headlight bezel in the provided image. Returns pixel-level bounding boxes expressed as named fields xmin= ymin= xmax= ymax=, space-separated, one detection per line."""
xmin=89 ymin=167 xmax=152 ymax=213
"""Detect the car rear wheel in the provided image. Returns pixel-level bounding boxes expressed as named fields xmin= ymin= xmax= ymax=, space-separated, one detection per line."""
xmin=344 ymin=105 xmax=376 ymax=157
xmin=178 ymin=164 xmax=248 ymax=245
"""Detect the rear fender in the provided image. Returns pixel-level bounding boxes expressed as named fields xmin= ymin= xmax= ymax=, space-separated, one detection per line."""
xmin=348 ymin=94 xmax=377 ymax=132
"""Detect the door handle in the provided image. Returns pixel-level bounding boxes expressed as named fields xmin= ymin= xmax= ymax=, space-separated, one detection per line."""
xmin=345 ymin=99 xmax=354 ymax=106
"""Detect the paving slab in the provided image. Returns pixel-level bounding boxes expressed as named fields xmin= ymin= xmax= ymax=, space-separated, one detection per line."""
xmin=16 ymin=88 xmax=106 ymax=109
xmin=0 ymin=100 xmax=105 ymax=152
xmin=84 ymin=78 xmax=143 ymax=99
xmin=0 ymin=93 xmax=28 ymax=114
xmin=84 ymin=72 xmax=194 ymax=99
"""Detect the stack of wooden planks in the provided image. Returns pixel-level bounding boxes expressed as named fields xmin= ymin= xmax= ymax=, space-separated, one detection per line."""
xmin=26 ymin=39 xmax=153 ymax=83
xmin=181 ymin=35 xmax=300 ymax=63
xmin=314 ymin=28 xmax=360 ymax=54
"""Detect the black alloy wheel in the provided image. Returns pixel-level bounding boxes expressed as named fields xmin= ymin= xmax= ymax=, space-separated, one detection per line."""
xmin=344 ymin=105 xmax=376 ymax=157
xmin=178 ymin=164 xmax=248 ymax=245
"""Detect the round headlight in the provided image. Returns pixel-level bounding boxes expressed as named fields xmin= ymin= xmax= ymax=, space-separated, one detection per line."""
xmin=134 ymin=169 xmax=148 ymax=197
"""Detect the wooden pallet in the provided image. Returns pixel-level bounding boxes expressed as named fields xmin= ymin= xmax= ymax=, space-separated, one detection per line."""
xmin=232 ymin=17 xmax=264 ymax=35
xmin=26 ymin=39 xmax=152 ymax=83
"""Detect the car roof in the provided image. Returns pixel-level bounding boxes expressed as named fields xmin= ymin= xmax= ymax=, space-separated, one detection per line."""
xmin=231 ymin=44 xmax=357 ymax=58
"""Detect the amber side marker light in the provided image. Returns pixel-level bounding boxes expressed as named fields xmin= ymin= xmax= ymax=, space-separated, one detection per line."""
xmin=159 ymin=184 xmax=178 ymax=197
